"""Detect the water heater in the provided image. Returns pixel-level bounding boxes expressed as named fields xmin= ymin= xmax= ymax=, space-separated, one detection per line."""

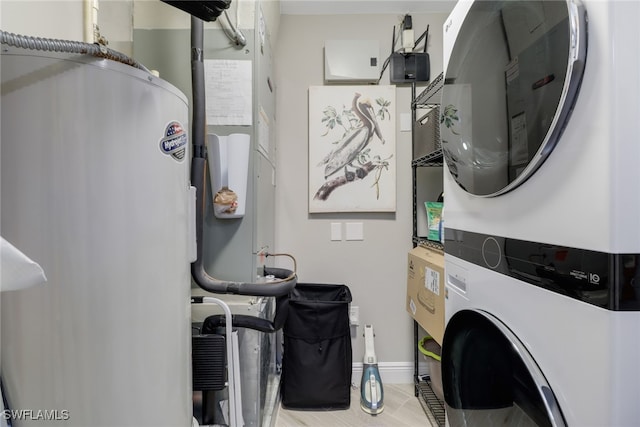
xmin=1 ymin=48 xmax=193 ymax=426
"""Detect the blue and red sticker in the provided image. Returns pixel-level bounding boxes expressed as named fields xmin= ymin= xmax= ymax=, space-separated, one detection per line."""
xmin=159 ymin=121 xmax=187 ymax=161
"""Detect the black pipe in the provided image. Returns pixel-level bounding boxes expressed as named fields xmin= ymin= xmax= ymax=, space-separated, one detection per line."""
xmin=190 ymin=17 xmax=207 ymax=160
xmin=189 ymin=17 xmax=296 ymax=297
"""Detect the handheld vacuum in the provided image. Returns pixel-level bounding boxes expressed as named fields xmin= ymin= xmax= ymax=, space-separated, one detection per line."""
xmin=360 ymin=324 xmax=384 ymax=415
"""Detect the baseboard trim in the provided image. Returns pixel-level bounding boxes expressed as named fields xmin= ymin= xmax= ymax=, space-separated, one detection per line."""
xmin=352 ymin=362 xmax=414 ymax=384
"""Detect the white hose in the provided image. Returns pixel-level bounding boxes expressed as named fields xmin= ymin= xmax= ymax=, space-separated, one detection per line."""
xmin=201 ymin=297 xmax=239 ymax=427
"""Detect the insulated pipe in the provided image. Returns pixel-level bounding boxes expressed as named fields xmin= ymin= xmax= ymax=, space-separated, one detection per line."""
xmin=191 ymin=17 xmax=207 ymax=160
xmin=189 ymin=17 xmax=297 ymax=297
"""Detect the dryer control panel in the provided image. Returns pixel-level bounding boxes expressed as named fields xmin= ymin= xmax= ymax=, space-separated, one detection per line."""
xmin=445 ymin=228 xmax=640 ymax=311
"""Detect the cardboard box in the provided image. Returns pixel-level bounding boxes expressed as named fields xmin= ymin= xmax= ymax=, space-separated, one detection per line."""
xmin=406 ymin=246 xmax=445 ymax=345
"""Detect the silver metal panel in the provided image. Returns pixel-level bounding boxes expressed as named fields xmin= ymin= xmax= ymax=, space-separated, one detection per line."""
xmin=1 ymin=49 xmax=192 ymax=426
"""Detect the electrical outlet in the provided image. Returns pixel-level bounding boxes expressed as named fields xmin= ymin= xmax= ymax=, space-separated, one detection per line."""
xmin=349 ymin=305 xmax=359 ymax=326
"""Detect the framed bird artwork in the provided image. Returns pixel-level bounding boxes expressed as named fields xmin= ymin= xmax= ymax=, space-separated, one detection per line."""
xmin=308 ymin=85 xmax=396 ymax=213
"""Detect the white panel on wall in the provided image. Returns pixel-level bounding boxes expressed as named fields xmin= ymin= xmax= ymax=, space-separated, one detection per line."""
xmin=324 ymin=39 xmax=380 ymax=82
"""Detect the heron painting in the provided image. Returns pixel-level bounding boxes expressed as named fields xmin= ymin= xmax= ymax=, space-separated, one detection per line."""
xmin=309 ymin=85 xmax=396 ymax=213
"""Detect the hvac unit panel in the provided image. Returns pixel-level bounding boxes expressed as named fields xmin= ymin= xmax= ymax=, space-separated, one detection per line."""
xmin=324 ymin=40 xmax=380 ymax=82
xmin=191 ymin=292 xmax=277 ymax=427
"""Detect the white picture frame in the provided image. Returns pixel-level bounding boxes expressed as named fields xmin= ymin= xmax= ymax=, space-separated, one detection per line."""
xmin=308 ymin=85 xmax=396 ymax=213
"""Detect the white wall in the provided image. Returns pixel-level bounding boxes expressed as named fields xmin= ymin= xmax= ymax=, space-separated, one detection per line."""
xmin=0 ymin=0 xmax=84 ymax=40
xmin=133 ymin=0 xmax=257 ymax=30
xmin=274 ymin=13 xmax=447 ymax=369
xmin=0 ymin=0 xmax=134 ymax=54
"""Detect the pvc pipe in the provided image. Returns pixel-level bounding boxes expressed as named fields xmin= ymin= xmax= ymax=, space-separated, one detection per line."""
xmin=83 ymin=0 xmax=92 ymax=43
xmin=83 ymin=0 xmax=99 ymax=43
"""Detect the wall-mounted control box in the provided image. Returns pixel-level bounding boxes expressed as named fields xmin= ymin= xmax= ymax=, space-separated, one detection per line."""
xmin=324 ymin=40 xmax=380 ymax=83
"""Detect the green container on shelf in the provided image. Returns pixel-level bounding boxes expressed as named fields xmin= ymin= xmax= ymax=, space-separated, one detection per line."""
xmin=425 ymin=201 xmax=443 ymax=242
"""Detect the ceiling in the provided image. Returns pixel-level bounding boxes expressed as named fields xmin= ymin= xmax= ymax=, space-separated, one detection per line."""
xmin=279 ymin=0 xmax=457 ymax=15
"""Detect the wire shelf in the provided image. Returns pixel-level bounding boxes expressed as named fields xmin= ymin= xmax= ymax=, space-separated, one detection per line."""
xmin=412 ymin=149 xmax=443 ymax=168
xmin=413 ymin=72 xmax=444 ymax=109
xmin=413 ymin=237 xmax=444 ymax=253
xmin=416 ymin=378 xmax=446 ymax=427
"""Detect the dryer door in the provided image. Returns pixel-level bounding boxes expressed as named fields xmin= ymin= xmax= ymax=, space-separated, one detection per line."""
xmin=442 ymin=309 xmax=565 ymax=427
xmin=441 ymin=0 xmax=586 ymax=197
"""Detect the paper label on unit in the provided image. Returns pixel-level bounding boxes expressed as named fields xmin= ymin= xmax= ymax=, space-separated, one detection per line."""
xmin=159 ymin=121 xmax=187 ymax=162
xmin=424 ymin=267 xmax=440 ymax=296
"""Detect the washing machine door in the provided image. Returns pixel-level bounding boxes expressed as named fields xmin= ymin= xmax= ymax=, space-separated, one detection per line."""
xmin=442 ymin=310 xmax=565 ymax=427
xmin=441 ymin=0 xmax=587 ymax=196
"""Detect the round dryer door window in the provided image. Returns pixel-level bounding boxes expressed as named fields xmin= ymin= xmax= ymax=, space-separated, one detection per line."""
xmin=441 ymin=0 xmax=587 ymax=196
xmin=442 ymin=310 xmax=566 ymax=427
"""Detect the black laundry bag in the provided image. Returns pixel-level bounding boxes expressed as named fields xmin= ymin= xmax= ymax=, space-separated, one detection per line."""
xmin=280 ymin=283 xmax=352 ymax=410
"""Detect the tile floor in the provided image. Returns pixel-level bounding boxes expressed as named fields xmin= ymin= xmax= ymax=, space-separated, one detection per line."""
xmin=274 ymin=383 xmax=438 ymax=427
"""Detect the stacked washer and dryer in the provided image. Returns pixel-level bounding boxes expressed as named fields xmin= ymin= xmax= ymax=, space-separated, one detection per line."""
xmin=440 ymin=1 xmax=640 ymax=426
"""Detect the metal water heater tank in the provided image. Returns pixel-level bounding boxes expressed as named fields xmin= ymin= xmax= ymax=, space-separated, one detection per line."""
xmin=1 ymin=47 xmax=193 ymax=426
